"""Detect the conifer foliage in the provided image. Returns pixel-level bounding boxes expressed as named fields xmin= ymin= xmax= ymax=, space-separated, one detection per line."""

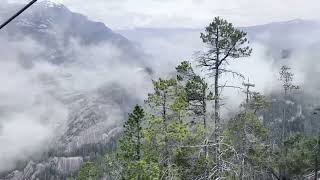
xmin=75 ymin=17 xmax=318 ymax=180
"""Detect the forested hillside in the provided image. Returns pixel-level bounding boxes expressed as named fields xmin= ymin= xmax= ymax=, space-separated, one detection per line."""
xmin=73 ymin=17 xmax=320 ymax=180
xmin=1 ymin=1 xmax=320 ymax=180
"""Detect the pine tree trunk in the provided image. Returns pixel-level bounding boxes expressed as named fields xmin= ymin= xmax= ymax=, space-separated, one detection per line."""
xmin=213 ymin=24 xmax=222 ymax=180
xmin=137 ymin=119 xmax=141 ymax=180
xmin=214 ymin=64 xmax=221 ymax=179
xmin=280 ymin=90 xmax=288 ymax=180
xmin=203 ymin=85 xmax=207 ymax=128
xmin=315 ymin=136 xmax=319 ymax=180
xmin=240 ymin=122 xmax=246 ymax=180
xmin=315 ymin=155 xmax=318 ymax=180
xmin=202 ymin=85 xmax=209 ymax=179
xmin=162 ymin=91 xmax=169 ymax=178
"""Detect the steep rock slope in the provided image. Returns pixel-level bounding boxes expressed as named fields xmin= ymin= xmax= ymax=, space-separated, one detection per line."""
xmin=1 ymin=1 xmax=147 ymax=65
xmin=0 ymin=1 xmax=150 ymax=179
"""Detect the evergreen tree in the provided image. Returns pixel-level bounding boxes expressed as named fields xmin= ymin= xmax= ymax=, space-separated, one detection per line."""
xmin=145 ymin=75 xmax=208 ymax=179
xmin=278 ymin=65 xmax=300 ymax=179
xmin=117 ymin=105 xmax=145 ymax=179
xmin=145 ymin=78 xmax=179 ymax=178
xmin=176 ymin=61 xmax=214 ymax=178
xmin=78 ymin=162 xmax=99 ymax=180
xmin=275 ymin=134 xmax=315 ymax=179
xmin=248 ymin=92 xmax=270 ymax=114
xmin=197 ymin=16 xmax=252 ymax=179
xmin=224 ymin=112 xmax=269 ymax=179
xmin=176 ymin=61 xmax=214 ymax=127
xmin=279 ymin=65 xmax=299 ymax=140
xmin=106 ymin=105 xmax=158 ymax=180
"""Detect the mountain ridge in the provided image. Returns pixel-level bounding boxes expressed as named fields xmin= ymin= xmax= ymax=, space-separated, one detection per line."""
xmin=0 ymin=1 xmax=150 ymax=179
xmin=1 ymin=1 xmax=319 ymax=179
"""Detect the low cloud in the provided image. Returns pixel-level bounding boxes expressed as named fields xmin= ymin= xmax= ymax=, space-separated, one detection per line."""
xmin=0 ymin=33 xmax=151 ymax=172
xmin=120 ymin=26 xmax=319 ymax=116
xmin=13 ymin=0 xmax=319 ymax=29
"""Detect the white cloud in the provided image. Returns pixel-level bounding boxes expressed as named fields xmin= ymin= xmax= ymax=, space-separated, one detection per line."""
xmin=23 ymin=0 xmax=320 ymax=29
xmin=0 ymin=35 xmax=151 ymax=172
xmin=0 ymin=37 xmax=68 ymax=172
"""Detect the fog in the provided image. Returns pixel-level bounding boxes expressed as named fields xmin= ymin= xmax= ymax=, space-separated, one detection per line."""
xmin=120 ymin=26 xmax=318 ymax=115
xmin=1 ymin=25 xmax=316 ymax=172
xmin=0 ymin=34 xmax=152 ymax=172
xmin=0 ymin=37 xmax=67 ymax=172
xmin=121 ymin=29 xmax=278 ymax=112
xmin=1 ymin=1 xmax=320 ymax=174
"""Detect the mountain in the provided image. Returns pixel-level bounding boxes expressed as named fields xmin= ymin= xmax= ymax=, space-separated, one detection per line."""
xmin=243 ymin=19 xmax=320 ymax=60
xmin=0 ymin=1 xmax=151 ymax=179
xmin=1 ymin=1 xmax=147 ymax=65
xmin=119 ymin=19 xmax=320 ymax=95
xmin=244 ymin=19 xmax=320 ymax=46
xmin=1 ymin=1 xmax=320 ymax=178
xmin=119 ymin=19 xmax=320 ymax=61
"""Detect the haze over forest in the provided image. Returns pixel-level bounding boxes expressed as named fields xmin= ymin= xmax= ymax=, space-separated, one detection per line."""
xmin=0 ymin=1 xmax=320 ymax=180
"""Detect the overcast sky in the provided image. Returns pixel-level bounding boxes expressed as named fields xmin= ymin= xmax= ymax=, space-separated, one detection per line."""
xmin=12 ymin=0 xmax=320 ymax=29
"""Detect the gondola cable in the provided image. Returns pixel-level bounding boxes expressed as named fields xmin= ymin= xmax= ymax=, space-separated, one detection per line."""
xmin=0 ymin=0 xmax=38 ymax=30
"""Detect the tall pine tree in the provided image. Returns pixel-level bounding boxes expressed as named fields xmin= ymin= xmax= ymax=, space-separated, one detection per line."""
xmin=198 ymin=17 xmax=252 ymax=179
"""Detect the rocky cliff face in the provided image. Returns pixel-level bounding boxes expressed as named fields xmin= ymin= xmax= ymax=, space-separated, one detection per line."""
xmin=1 ymin=1 xmax=147 ymax=65
xmin=0 ymin=1 xmax=150 ymax=179
xmin=4 ymin=157 xmax=83 ymax=180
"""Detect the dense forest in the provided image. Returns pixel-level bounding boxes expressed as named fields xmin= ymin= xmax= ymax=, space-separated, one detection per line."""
xmin=66 ymin=17 xmax=320 ymax=180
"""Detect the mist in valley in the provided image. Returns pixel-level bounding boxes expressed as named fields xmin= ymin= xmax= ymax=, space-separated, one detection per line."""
xmin=1 ymin=1 xmax=320 ymax=179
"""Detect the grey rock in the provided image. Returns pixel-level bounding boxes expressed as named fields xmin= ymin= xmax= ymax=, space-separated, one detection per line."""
xmin=3 ymin=157 xmax=83 ymax=180
xmin=0 ymin=1 xmax=143 ymax=179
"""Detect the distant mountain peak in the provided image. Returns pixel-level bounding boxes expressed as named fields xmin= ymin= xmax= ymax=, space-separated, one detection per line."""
xmin=253 ymin=18 xmax=319 ymax=28
xmin=275 ymin=18 xmax=317 ymax=25
xmin=35 ymin=0 xmax=64 ymax=9
xmin=285 ymin=18 xmax=305 ymax=24
xmin=1 ymin=0 xmax=147 ymax=65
